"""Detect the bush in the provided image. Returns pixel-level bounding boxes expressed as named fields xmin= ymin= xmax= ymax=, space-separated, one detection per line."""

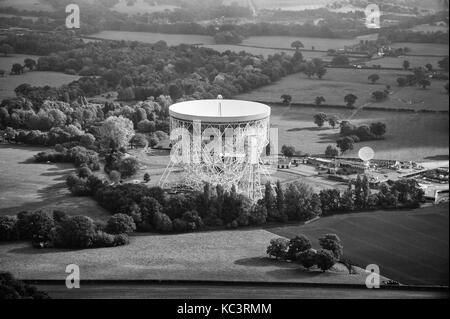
xmin=173 ymin=218 xmax=188 ymax=232
xmin=296 ymin=249 xmax=317 ymax=270
xmin=319 ymin=234 xmax=343 ymax=260
xmin=315 ymin=249 xmax=336 ymax=272
xmin=77 ymin=166 xmax=92 ymax=178
xmin=287 ymin=235 xmax=312 ymax=260
xmin=266 ymin=237 xmax=289 ymax=260
xmin=153 ymin=212 xmax=173 ymax=232
xmin=0 ymin=272 xmax=50 ymax=299
xmin=106 ymin=214 xmax=136 ymax=235
xmin=92 ymin=231 xmax=115 ymax=248
xmin=119 ymin=157 xmax=139 ymax=178
xmin=0 ymin=216 xmax=17 ymax=241
xmin=56 ymin=216 xmax=96 ymax=248
xmin=113 ymin=233 xmax=130 ymax=246
xmin=26 ymin=211 xmax=54 ymax=245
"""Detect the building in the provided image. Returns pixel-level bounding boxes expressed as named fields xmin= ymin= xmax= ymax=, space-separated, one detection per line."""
xmin=160 ymin=99 xmax=271 ymax=201
xmin=277 ymin=158 xmax=291 ymax=169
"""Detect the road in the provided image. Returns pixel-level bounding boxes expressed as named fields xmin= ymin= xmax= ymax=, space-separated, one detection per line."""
xmin=31 ymin=282 xmax=448 ymax=299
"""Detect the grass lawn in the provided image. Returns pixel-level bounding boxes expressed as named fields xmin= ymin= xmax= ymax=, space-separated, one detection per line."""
xmin=88 ymin=31 xmax=215 ymax=46
xmin=0 ymin=145 xmax=110 ymax=221
xmin=268 ymin=104 xmax=449 ymax=161
xmin=391 ymin=43 xmax=449 ymax=56
xmin=0 ymin=54 xmax=79 ymax=101
xmin=267 ymin=203 xmax=449 ymax=286
xmin=0 ymin=227 xmax=375 ymax=284
xmin=235 ymin=68 xmax=449 ymax=111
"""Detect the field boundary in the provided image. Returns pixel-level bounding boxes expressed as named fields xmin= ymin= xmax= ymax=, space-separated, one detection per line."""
xmin=22 ymin=279 xmax=449 ymax=291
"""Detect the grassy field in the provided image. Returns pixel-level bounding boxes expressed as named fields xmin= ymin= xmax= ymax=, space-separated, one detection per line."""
xmin=111 ymin=0 xmax=179 ymax=15
xmin=267 ymin=203 xmax=449 ymax=286
xmin=371 ymin=55 xmax=445 ymax=69
xmin=0 ymin=0 xmax=54 ymax=11
xmin=268 ymin=104 xmax=449 ymax=161
xmin=391 ymin=43 xmax=449 ymax=56
xmin=235 ymin=68 xmax=449 ymax=111
xmin=87 ymin=30 xmax=215 ymax=46
xmin=0 ymin=54 xmax=79 ymax=101
xmin=0 ymin=227 xmax=375 ymax=284
xmin=0 ymin=145 xmax=110 ymax=220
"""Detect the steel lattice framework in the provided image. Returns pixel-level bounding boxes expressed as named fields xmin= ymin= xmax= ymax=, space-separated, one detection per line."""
xmin=160 ymin=115 xmax=271 ymax=201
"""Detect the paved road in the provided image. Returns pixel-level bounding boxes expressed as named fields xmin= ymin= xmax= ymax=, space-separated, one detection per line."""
xmin=33 ymin=283 xmax=448 ymax=299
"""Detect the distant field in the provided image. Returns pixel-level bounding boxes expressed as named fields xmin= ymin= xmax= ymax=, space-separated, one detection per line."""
xmin=0 ymin=0 xmax=54 ymax=11
xmin=0 ymin=54 xmax=79 ymax=100
xmin=236 ymin=68 xmax=449 ymax=111
xmin=0 ymin=145 xmax=110 ymax=220
xmin=88 ymin=31 xmax=215 ymax=46
xmin=111 ymin=0 xmax=179 ymax=15
xmin=408 ymin=23 xmax=449 ymax=33
xmin=242 ymin=36 xmax=362 ymax=51
xmin=268 ymin=203 xmax=449 ymax=285
xmin=392 ymin=43 xmax=449 ymax=56
xmin=224 ymin=0 xmax=334 ymax=10
xmin=268 ymin=104 xmax=449 ymax=161
xmin=371 ymin=55 xmax=445 ymax=69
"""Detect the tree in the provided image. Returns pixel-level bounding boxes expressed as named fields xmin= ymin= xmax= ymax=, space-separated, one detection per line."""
xmin=119 ymin=157 xmax=139 ymax=178
xmin=319 ymin=189 xmax=341 ymax=214
xmin=280 ymin=94 xmax=292 ymax=106
xmin=24 ymin=58 xmax=36 ymax=71
xmin=313 ymin=112 xmax=328 ymax=128
xmin=344 ymin=94 xmax=357 ymax=108
xmin=287 ymin=235 xmax=312 ymax=260
xmin=11 ymin=63 xmax=24 ymax=75
xmin=418 ymin=79 xmax=431 ymax=89
xmin=397 ymin=77 xmax=407 ymax=87
xmin=275 ymin=180 xmax=285 ymax=219
xmin=296 ymin=249 xmax=317 ymax=270
xmin=372 ymin=90 xmax=388 ymax=102
xmin=327 ymin=115 xmax=339 ymax=128
xmin=425 ymin=63 xmax=433 ymax=72
xmin=0 ymin=44 xmax=13 ymax=56
xmin=315 ymin=249 xmax=336 ymax=272
xmin=130 ymin=134 xmax=148 ymax=148
xmin=143 ymin=173 xmax=151 ymax=183
xmin=56 ymin=215 xmax=96 ymax=248
xmin=325 ymin=145 xmax=339 ymax=158
xmin=315 ymin=96 xmax=325 ymax=106
xmin=438 ymin=56 xmax=449 ymax=72
xmin=263 ymin=181 xmax=278 ymax=221
xmin=445 ymin=82 xmax=449 ymax=94
xmin=403 ymin=60 xmax=410 ymax=70
xmin=370 ymin=122 xmax=386 ymax=137
xmin=281 ymin=145 xmax=295 ymax=158
xmin=319 ymin=234 xmax=343 ymax=260
xmin=99 ymin=116 xmax=134 ymax=150
xmin=336 ymin=137 xmax=354 ymax=154
xmin=368 ymin=74 xmax=380 ymax=84
xmin=266 ymin=237 xmax=289 ymax=260
xmin=106 ymin=214 xmax=136 ymax=235
xmin=291 ymin=40 xmax=304 ymax=51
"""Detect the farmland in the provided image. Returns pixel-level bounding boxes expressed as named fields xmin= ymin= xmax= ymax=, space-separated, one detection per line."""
xmin=0 ymin=145 xmax=110 ymax=220
xmin=0 ymin=54 xmax=80 ymax=101
xmin=269 ymin=104 xmax=449 ymax=161
xmin=268 ymin=203 xmax=450 ymax=286
xmin=235 ymin=68 xmax=449 ymax=111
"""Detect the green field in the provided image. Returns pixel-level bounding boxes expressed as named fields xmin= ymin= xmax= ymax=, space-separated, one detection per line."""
xmin=268 ymin=104 xmax=449 ymax=161
xmin=0 ymin=0 xmax=54 ymax=11
xmin=111 ymin=0 xmax=179 ymax=15
xmin=236 ymin=68 xmax=449 ymax=111
xmin=371 ymin=55 xmax=445 ymax=69
xmin=87 ymin=30 xmax=215 ymax=46
xmin=0 ymin=54 xmax=79 ymax=101
xmin=267 ymin=203 xmax=449 ymax=286
xmin=0 ymin=145 xmax=110 ymax=220
xmin=391 ymin=43 xmax=449 ymax=56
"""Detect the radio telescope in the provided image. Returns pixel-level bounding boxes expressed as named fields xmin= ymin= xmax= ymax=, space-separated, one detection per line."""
xmin=160 ymin=99 xmax=271 ymax=201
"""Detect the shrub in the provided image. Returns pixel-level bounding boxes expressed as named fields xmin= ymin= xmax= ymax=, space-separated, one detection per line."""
xmin=77 ymin=166 xmax=92 ymax=178
xmin=113 ymin=233 xmax=130 ymax=246
xmin=296 ymin=249 xmax=317 ymax=270
xmin=0 ymin=272 xmax=50 ymax=299
xmin=106 ymin=214 xmax=136 ymax=235
xmin=92 ymin=231 xmax=115 ymax=248
xmin=287 ymin=235 xmax=312 ymax=260
xmin=266 ymin=237 xmax=289 ymax=260
xmin=24 ymin=211 xmax=54 ymax=245
xmin=0 ymin=216 xmax=17 ymax=241
xmin=172 ymin=218 xmax=188 ymax=232
xmin=153 ymin=212 xmax=173 ymax=232
xmin=315 ymin=249 xmax=336 ymax=272
xmin=119 ymin=157 xmax=139 ymax=178
xmin=56 ymin=216 xmax=96 ymax=248
xmin=319 ymin=234 xmax=343 ymax=260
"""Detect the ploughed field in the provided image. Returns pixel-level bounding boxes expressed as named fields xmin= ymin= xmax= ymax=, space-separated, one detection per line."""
xmin=267 ymin=203 xmax=449 ymax=286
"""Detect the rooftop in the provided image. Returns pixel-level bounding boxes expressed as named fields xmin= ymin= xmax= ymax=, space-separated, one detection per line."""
xmin=169 ymin=99 xmax=271 ymax=123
